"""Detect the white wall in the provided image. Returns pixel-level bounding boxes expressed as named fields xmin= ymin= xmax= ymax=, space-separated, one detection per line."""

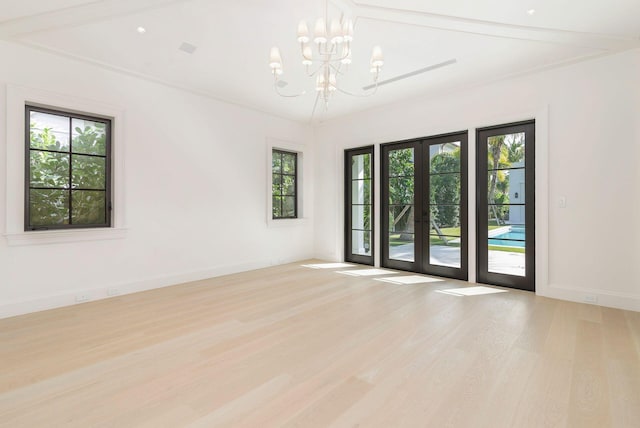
xmin=0 ymin=41 xmax=314 ymax=318
xmin=2 ymin=40 xmax=638 ymax=317
xmin=314 ymin=49 xmax=640 ymax=311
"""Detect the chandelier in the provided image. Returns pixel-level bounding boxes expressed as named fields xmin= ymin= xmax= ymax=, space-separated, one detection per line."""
xmin=268 ymin=1 xmax=384 ymax=110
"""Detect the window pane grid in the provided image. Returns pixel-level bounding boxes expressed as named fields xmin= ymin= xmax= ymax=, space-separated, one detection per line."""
xmin=26 ymin=106 xmax=110 ymax=230
xmin=30 ymin=186 xmax=106 ymax=191
xmin=427 ymin=140 xmax=465 ymax=270
xmin=487 ymin=166 xmax=525 ymax=172
xmin=346 ymin=150 xmax=373 ymax=260
xmin=429 ymin=171 xmax=461 ymax=176
xmin=272 ymin=149 xmax=297 ymax=219
xmin=28 ymin=147 xmax=109 ymax=158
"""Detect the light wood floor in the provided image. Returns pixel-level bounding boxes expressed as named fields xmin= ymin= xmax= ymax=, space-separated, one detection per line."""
xmin=1 ymin=261 xmax=639 ymax=427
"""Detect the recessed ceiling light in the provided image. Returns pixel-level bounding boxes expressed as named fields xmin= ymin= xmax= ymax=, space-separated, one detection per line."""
xmin=136 ymin=26 xmax=146 ymax=34
xmin=527 ymin=9 xmax=536 ymax=15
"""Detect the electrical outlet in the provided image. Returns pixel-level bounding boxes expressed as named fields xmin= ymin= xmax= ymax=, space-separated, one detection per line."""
xmin=584 ymin=294 xmax=598 ymax=304
xmin=559 ymin=196 xmax=567 ymax=208
xmin=75 ymin=294 xmax=89 ymax=303
xmin=107 ymin=287 xmax=120 ymax=296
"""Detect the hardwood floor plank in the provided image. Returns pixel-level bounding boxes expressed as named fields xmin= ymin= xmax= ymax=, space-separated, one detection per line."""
xmin=606 ymin=359 xmax=640 ymax=428
xmin=568 ymin=320 xmax=612 ymax=427
xmin=0 ymin=260 xmax=638 ymax=427
xmin=512 ymin=355 xmax=573 ymax=427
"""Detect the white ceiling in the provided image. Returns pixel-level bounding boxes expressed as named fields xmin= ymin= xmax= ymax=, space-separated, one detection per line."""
xmin=1 ymin=0 xmax=639 ymax=123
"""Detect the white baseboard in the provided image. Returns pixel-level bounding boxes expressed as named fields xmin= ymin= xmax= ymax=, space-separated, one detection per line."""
xmin=537 ymin=283 xmax=640 ymax=312
xmin=0 ymin=256 xmax=312 ymax=319
xmin=6 ymin=258 xmax=635 ymax=319
xmin=314 ymin=253 xmax=340 ymax=262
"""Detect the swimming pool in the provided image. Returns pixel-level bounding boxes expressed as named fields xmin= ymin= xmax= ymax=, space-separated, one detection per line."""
xmin=489 ymin=226 xmax=526 ymax=248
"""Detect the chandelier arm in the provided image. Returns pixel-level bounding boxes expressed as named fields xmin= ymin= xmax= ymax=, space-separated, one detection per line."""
xmin=330 ymin=63 xmax=347 ymax=76
xmin=321 ymin=45 xmax=351 ymax=63
xmin=334 ymin=83 xmax=379 ymax=98
xmin=305 ymin=63 xmax=326 ymax=77
xmin=315 ymin=40 xmax=349 ymax=60
xmin=317 ymin=44 xmax=338 ymax=57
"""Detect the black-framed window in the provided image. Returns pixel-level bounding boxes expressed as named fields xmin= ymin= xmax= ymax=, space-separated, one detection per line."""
xmin=345 ymin=146 xmax=374 ymax=265
xmin=25 ymin=106 xmax=112 ymax=230
xmin=272 ymin=149 xmax=297 ymax=219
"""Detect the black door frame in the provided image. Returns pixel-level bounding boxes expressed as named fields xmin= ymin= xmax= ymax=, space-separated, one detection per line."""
xmin=381 ymin=131 xmax=468 ymax=280
xmin=423 ymin=132 xmax=468 ymax=280
xmin=345 ymin=145 xmax=374 ymax=265
xmin=476 ymin=120 xmax=535 ymax=291
xmin=381 ymin=139 xmax=423 ymax=273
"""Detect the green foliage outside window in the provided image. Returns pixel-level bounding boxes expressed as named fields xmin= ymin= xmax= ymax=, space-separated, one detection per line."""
xmin=487 ymin=133 xmax=525 ymax=223
xmin=27 ymin=108 xmax=109 ymax=229
xmin=272 ymin=149 xmax=297 ymax=219
xmin=360 ymin=154 xmax=372 ymax=236
xmin=388 ymin=148 xmax=414 ymax=237
xmin=430 ymin=149 xmax=461 ymax=228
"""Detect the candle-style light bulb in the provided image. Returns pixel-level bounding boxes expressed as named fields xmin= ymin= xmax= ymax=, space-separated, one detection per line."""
xmin=314 ymin=18 xmax=327 ymax=44
xmin=330 ymin=18 xmax=343 ymax=44
xmin=370 ymin=45 xmax=384 ymax=67
xmin=269 ymin=47 xmax=283 ymax=74
xmin=297 ymin=21 xmax=309 ymax=43
xmin=343 ymin=19 xmax=354 ymax=42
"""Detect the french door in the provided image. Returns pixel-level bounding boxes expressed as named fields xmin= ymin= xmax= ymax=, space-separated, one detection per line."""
xmin=381 ymin=132 xmax=468 ymax=280
xmin=345 ymin=146 xmax=374 ymax=265
xmin=476 ymin=121 xmax=535 ymax=291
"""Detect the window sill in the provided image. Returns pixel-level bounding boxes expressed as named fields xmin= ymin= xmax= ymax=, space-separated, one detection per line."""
xmin=4 ymin=227 xmax=128 ymax=246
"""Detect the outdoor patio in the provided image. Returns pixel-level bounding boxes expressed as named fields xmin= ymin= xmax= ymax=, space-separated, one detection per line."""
xmin=389 ymin=243 xmax=525 ymax=276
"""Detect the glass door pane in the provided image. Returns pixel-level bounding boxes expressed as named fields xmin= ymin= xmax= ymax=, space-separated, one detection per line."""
xmin=345 ymin=147 xmax=374 ymax=265
xmin=486 ymin=132 xmax=526 ymax=276
xmin=381 ymin=132 xmax=468 ymax=280
xmin=487 ymin=205 xmax=526 ymax=276
xmin=477 ymin=122 xmax=535 ymax=291
xmin=388 ymin=147 xmax=415 ymax=262
xmin=428 ymin=141 xmax=463 ymax=269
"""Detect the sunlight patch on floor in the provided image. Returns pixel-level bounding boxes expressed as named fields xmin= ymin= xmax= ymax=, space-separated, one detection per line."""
xmin=436 ymin=286 xmax=508 ymax=296
xmin=337 ymin=269 xmax=398 ymax=277
xmin=302 ymin=263 xmax=356 ymax=269
xmin=374 ymin=275 xmax=444 ymax=285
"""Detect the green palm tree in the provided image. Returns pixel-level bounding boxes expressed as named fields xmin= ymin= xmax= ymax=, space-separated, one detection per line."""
xmin=487 ymin=136 xmax=509 ymax=205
